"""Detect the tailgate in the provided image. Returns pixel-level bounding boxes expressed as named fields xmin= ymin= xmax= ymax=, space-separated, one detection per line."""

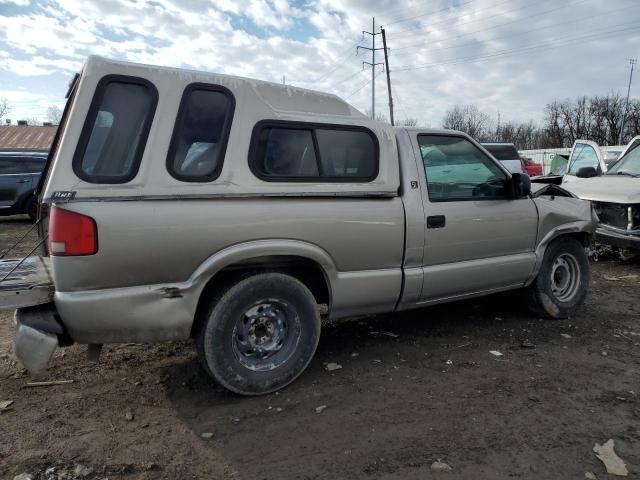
xmin=0 ymin=256 xmax=54 ymax=309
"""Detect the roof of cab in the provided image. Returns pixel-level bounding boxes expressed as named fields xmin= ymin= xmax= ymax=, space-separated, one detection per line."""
xmin=84 ymin=56 xmax=367 ymax=120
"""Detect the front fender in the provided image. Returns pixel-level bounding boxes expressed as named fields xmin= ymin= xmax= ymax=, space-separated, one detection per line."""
xmin=526 ymin=196 xmax=595 ymax=285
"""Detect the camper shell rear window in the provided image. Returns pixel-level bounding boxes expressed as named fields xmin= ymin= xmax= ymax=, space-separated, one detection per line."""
xmin=73 ymin=75 xmax=158 ymax=184
xmin=249 ymin=120 xmax=379 ymax=182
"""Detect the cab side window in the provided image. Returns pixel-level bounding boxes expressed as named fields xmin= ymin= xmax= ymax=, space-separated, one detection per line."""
xmin=417 ymin=135 xmax=507 ymax=201
xmin=568 ymin=143 xmax=599 ymax=175
xmin=74 ymin=76 xmax=157 ymax=184
xmin=167 ymin=84 xmax=235 ymax=182
xmin=250 ymin=122 xmax=378 ymax=182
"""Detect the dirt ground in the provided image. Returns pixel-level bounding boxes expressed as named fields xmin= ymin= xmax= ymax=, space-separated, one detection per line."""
xmin=0 ymin=217 xmax=638 ymax=480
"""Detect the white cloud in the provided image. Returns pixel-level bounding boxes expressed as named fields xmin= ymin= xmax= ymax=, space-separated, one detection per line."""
xmin=0 ymin=0 xmax=639 ymax=125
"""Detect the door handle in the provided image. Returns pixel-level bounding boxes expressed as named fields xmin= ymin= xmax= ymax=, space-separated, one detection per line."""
xmin=16 ymin=179 xmax=29 ymax=184
xmin=427 ymin=215 xmax=446 ymax=229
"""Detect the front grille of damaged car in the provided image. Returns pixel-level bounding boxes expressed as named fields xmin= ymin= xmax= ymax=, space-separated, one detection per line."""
xmin=593 ymin=202 xmax=640 ymax=232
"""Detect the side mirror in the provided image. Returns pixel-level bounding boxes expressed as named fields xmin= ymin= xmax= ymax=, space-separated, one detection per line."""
xmin=510 ymin=172 xmax=531 ymax=198
xmin=576 ymin=166 xmax=597 ymax=178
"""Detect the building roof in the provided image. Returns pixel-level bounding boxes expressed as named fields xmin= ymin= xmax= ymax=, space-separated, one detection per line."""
xmin=0 ymin=125 xmax=56 ymax=151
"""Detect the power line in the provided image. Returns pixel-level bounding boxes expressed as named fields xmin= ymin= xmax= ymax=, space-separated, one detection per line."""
xmin=392 ymin=23 xmax=640 ymax=72
xmin=389 ymin=0 xmax=516 ymax=37
xmin=389 ymin=0 xmax=590 ymax=43
xmin=326 ymin=68 xmax=366 ymax=90
xmin=383 ymin=0 xmax=476 ymax=27
xmin=345 ymin=70 xmax=385 ymax=101
xmin=314 ymin=42 xmax=362 ymax=83
xmin=388 ymin=3 xmax=637 ymax=57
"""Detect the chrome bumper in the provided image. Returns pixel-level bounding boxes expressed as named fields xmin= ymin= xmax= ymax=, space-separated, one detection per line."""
xmin=14 ymin=304 xmax=65 ymax=372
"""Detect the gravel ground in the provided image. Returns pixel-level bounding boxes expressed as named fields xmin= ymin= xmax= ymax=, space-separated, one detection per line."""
xmin=0 ymin=216 xmax=638 ymax=480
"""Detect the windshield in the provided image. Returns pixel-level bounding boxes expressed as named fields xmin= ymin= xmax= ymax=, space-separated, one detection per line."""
xmin=606 ymin=143 xmax=640 ymax=176
xmin=482 ymin=144 xmax=519 ymax=160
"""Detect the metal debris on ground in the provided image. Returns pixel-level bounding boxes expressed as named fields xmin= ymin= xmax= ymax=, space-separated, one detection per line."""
xmin=561 ymin=333 xmax=572 ymax=339
xmin=201 ymin=432 xmax=214 ymax=439
xmin=430 ymin=460 xmax=452 ymax=473
xmin=125 ymin=411 xmax=134 ymax=421
xmin=382 ymin=332 xmax=399 ymax=338
xmin=603 ymin=274 xmax=638 ymax=281
xmin=24 ymin=380 xmax=74 ymax=388
xmin=521 ymin=340 xmax=535 ymax=349
xmin=315 ymin=405 xmax=327 ymax=414
xmin=13 ymin=474 xmax=33 ymax=480
xmin=324 ymin=362 xmax=342 ymax=371
xmin=73 ymin=464 xmax=93 ymax=477
xmin=489 ymin=350 xmax=503 ymax=358
xmin=0 ymin=399 xmax=14 ymax=413
xmin=445 ymin=360 xmax=453 ymax=365
xmin=584 ymin=471 xmax=597 ymax=479
xmin=593 ymin=439 xmax=628 ymax=476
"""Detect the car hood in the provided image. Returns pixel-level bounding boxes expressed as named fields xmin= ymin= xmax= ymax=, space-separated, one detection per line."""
xmin=561 ymin=175 xmax=640 ymax=204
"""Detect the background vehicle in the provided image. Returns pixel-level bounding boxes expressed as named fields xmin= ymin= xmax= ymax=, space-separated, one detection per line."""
xmin=559 ymin=136 xmax=640 ymax=258
xmin=520 ymin=155 xmax=542 ymax=177
xmin=1 ymin=56 xmax=595 ymax=396
xmin=481 ymin=143 xmax=527 ymax=174
xmin=0 ymin=150 xmax=46 ymax=221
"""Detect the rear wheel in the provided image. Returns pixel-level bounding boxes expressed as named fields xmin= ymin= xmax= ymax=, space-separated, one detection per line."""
xmin=197 ymin=273 xmax=321 ymax=395
xmin=526 ymin=237 xmax=590 ymax=319
xmin=26 ymin=196 xmax=38 ymax=222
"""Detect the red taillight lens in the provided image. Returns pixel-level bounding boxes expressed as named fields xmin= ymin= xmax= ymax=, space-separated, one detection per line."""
xmin=48 ymin=206 xmax=98 ymax=256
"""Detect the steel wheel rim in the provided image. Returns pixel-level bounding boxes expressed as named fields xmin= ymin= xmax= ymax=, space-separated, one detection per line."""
xmin=232 ymin=299 xmax=301 ymax=371
xmin=550 ymin=253 xmax=581 ymax=302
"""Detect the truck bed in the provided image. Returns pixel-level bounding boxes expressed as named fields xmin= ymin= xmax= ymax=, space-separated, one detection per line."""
xmin=0 ymin=256 xmax=54 ymax=309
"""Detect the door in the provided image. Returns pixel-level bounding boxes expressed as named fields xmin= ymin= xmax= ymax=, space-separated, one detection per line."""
xmin=0 ymin=157 xmax=31 ymax=210
xmin=562 ymin=140 xmax=605 ymax=189
xmin=413 ymin=133 xmax=538 ymax=302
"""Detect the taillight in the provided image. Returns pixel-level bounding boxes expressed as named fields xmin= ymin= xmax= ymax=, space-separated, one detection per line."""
xmin=48 ymin=206 xmax=98 ymax=256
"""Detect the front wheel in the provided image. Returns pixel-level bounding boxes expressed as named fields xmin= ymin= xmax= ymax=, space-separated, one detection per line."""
xmin=197 ymin=273 xmax=321 ymax=395
xmin=526 ymin=237 xmax=590 ymax=319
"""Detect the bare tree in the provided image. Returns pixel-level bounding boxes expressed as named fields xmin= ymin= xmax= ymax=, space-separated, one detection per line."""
xmin=442 ymin=104 xmax=490 ymax=140
xmin=400 ymin=118 xmax=418 ymax=126
xmin=364 ymin=109 xmax=390 ymax=124
xmin=0 ymin=98 xmax=10 ymax=121
xmin=46 ymin=105 xmax=62 ymax=125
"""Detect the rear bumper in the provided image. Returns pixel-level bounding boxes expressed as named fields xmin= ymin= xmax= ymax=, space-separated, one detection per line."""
xmin=595 ymin=227 xmax=640 ymax=250
xmin=14 ymin=304 xmax=67 ymax=372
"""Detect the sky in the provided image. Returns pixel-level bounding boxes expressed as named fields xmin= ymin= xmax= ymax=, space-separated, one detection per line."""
xmin=0 ymin=0 xmax=638 ymax=127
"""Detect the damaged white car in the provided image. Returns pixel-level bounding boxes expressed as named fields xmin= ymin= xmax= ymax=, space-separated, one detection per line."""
xmin=560 ymin=136 xmax=640 ymax=258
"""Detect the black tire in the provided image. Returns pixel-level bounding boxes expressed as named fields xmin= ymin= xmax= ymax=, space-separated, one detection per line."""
xmin=197 ymin=273 xmax=321 ymax=395
xmin=26 ymin=196 xmax=38 ymax=222
xmin=526 ymin=237 xmax=590 ymax=319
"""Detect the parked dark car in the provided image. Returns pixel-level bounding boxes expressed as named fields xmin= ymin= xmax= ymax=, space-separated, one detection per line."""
xmin=0 ymin=150 xmax=47 ymax=221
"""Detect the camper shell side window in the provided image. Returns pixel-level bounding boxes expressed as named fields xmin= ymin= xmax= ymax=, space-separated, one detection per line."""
xmin=166 ymin=83 xmax=235 ymax=182
xmin=249 ymin=121 xmax=379 ymax=182
xmin=73 ymin=75 xmax=158 ymax=184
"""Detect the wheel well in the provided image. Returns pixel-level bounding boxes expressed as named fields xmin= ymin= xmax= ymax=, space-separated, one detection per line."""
xmin=190 ymin=255 xmax=331 ymax=338
xmin=562 ymin=232 xmax=591 ymax=247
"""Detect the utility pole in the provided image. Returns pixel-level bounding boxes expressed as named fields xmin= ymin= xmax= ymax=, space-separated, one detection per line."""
xmin=358 ymin=18 xmax=383 ymax=119
xmin=619 ymin=58 xmax=637 ymax=145
xmin=381 ymin=27 xmax=394 ymax=126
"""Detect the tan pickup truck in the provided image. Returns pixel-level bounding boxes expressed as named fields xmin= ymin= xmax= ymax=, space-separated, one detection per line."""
xmin=0 ymin=56 xmax=596 ymax=395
